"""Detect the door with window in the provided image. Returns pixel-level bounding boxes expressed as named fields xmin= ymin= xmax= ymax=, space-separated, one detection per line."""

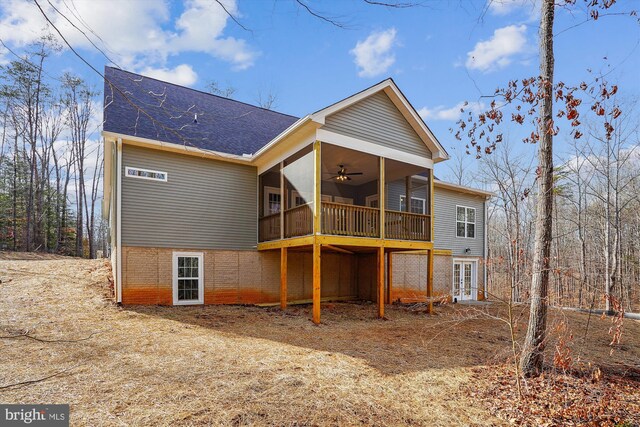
xmin=453 ymin=260 xmax=476 ymax=301
xmin=173 ymin=252 xmax=204 ymax=305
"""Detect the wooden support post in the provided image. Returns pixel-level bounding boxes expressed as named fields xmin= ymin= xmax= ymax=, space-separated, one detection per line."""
xmin=429 ymin=168 xmax=434 ymax=241
xmin=312 ymin=241 xmax=321 ymax=324
xmin=427 ymin=248 xmax=434 ymax=314
xmin=313 ymin=140 xmax=321 ymax=235
xmin=386 ymin=252 xmax=393 ymax=304
xmin=280 ymin=161 xmax=285 ymax=240
xmin=379 ymin=157 xmax=385 ymax=239
xmin=405 ymin=175 xmax=412 ymax=212
xmin=280 ymin=247 xmax=287 ymax=310
xmin=378 ymin=246 xmax=385 ymax=318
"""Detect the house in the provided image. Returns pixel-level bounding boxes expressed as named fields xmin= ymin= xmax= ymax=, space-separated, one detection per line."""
xmin=101 ymin=67 xmax=491 ymax=323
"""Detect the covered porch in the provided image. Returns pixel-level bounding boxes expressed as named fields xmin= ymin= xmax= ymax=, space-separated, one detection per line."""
xmin=257 ymin=140 xmax=435 ymax=324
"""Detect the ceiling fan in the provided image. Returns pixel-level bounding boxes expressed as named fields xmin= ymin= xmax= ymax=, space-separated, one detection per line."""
xmin=329 ymin=164 xmax=363 ymax=182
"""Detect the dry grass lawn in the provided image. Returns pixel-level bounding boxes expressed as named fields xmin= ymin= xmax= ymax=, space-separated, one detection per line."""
xmin=1 ymin=254 xmax=638 ymax=426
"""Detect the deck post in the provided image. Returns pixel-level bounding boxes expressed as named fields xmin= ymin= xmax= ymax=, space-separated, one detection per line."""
xmin=378 ymin=246 xmax=385 ymax=318
xmin=379 ymin=157 xmax=385 ymax=239
xmin=313 ymin=140 xmax=321 ymax=235
xmin=280 ymin=247 xmax=287 ymax=310
xmin=427 ymin=248 xmax=434 ymax=314
xmin=313 ymin=241 xmax=321 ymax=324
xmin=386 ymin=252 xmax=393 ymax=304
xmin=280 ymin=161 xmax=285 ymax=240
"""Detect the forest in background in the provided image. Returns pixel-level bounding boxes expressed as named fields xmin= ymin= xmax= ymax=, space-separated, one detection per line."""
xmin=0 ymin=38 xmax=105 ymax=258
xmin=445 ymin=105 xmax=640 ymax=313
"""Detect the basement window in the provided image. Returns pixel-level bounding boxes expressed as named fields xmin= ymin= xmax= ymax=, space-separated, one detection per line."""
xmin=125 ymin=166 xmax=168 ymax=182
xmin=172 ymin=252 xmax=204 ymax=305
xmin=456 ymin=206 xmax=476 ymax=238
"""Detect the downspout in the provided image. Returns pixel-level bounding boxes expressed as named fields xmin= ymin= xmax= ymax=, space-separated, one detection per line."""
xmin=116 ymin=138 xmax=123 ymax=303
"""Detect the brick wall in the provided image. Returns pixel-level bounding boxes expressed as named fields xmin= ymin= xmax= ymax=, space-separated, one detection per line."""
xmin=122 ymin=247 xmax=356 ymax=305
xmin=121 ymin=246 xmax=484 ymax=305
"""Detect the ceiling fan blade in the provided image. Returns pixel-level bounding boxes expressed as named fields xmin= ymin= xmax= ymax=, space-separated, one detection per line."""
xmin=346 ymin=176 xmax=352 ymax=181
xmin=345 ymin=172 xmax=363 ymax=176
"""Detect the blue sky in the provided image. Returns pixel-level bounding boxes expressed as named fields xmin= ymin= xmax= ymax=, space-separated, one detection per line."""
xmin=1 ymin=0 xmax=638 ymax=180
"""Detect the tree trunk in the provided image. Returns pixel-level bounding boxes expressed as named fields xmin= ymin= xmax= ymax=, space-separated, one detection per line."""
xmin=520 ymin=0 xmax=555 ymax=377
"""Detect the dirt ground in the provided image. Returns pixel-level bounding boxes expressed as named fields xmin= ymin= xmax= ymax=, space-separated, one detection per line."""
xmin=1 ymin=255 xmax=638 ymax=426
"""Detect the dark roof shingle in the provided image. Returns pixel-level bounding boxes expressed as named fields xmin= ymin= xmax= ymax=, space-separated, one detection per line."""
xmin=103 ymin=67 xmax=299 ymax=156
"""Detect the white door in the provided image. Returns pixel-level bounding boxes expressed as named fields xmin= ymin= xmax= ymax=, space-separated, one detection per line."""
xmin=453 ymin=260 xmax=476 ymax=301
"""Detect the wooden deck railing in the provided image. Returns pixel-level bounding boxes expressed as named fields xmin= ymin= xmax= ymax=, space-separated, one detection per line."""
xmin=285 ymin=203 xmax=313 ymax=238
xmin=258 ymin=212 xmax=280 ymax=242
xmin=385 ymin=209 xmax=431 ymax=241
xmin=321 ymin=202 xmax=379 ymax=237
xmin=260 ymin=204 xmax=431 ymax=242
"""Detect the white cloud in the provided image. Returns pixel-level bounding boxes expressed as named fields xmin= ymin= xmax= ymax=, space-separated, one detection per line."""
xmin=140 ymin=64 xmax=198 ymax=86
xmin=350 ymin=28 xmax=397 ymax=78
xmin=0 ymin=0 xmax=256 ymax=72
xmin=465 ymin=25 xmax=528 ymax=72
xmin=418 ymin=101 xmax=485 ymax=121
xmin=488 ymin=0 xmax=540 ymax=19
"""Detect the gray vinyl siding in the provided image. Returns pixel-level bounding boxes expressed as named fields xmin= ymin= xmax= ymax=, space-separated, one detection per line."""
xmin=323 ymin=91 xmax=432 ymax=159
xmin=121 ymin=145 xmax=257 ymax=249
xmin=433 ymin=187 xmax=485 ymax=256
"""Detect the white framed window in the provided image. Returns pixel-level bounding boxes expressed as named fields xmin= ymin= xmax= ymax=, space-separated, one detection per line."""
xmin=172 ymin=252 xmax=204 ymax=305
xmin=291 ymin=190 xmax=312 ymax=207
xmin=263 ymin=186 xmax=281 ymax=215
xmin=365 ymin=194 xmax=379 ymax=208
xmin=400 ymin=196 xmax=426 ymax=214
xmin=125 ymin=166 xmax=167 ymax=182
xmin=456 ymin=205 xmax=476 ymax=238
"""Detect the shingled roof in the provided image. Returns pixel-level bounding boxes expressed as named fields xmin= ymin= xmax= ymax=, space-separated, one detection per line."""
xmin=103 ymin=67 xmax=300 ymax=156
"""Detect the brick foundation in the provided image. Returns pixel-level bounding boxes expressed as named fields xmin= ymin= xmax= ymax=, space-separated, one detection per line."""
xmin=120 ymin=246 xmax=485 ymax=305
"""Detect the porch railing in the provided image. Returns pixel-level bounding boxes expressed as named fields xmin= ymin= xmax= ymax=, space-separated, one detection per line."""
xmin=258 ymin=212 xmax=280 ymax=242
xmin=321 ymin=202 xmax=379 ymax=238
xmin=260 ymin=204 xmax=431 ymax=242
xmin=285 ymin=203 xmax=313 ymax=238
xmin=385 ymin=209 xmax=431 ymax=241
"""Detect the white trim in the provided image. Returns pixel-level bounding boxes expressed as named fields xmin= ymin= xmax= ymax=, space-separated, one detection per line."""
xmin=257 ymin=133 xmax=316 ymax=175
xmin=452 ymin=258 xmax=478 ymax=301
xmin=116 ymin=138 xmax=123 ymax=303
xmin=317 ymin=129 xmax=434 ymax=169
xmin=399 ymin=195 xmax=426 ymax=214
xmin=253 ymin=116 xmax=313 ymax=158
xmin=125 ymin=166 xmax=168 ymax=182
xmin=172 ymin=252 xmax=204 ymax=305
xmin=102 ymin=131 xmax=251 ymax=164
xmin=263 ymin=186 xmax=281 ymax=215
xmin=455 ymin=205 xmax=476 ymax=239
xmin=434 ymin=180 xmax=493 ymax=198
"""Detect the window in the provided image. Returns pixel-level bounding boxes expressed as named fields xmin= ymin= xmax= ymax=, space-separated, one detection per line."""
xmin=456 ymin=206 xmax=476 ymax=238
xmin=125 ymin=166 xmax=167 ymax=182
xmin=263 ymin=186 xmax=281 ymax=215
xmin=291 ymin=190 xmax=312 ymax=208
xmin=400 ymin=196 xmax=426 ymax=214
xmin=172 ymin=252 xmax=204 ymax=305
xmin=365 ymin=195 xmax=379 ymax=208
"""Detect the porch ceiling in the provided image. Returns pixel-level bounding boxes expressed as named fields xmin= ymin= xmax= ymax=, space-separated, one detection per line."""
xmin=320 ymin=143 xmax=426 ymax=186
